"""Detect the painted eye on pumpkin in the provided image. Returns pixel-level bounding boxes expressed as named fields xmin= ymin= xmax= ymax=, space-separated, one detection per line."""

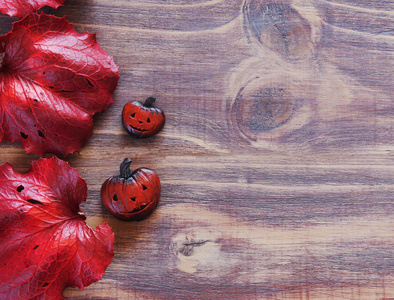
xmin=122 ymin=96 xmax=165 ymax=138
xmin=101 ymin=158 xmax=161 ymax=221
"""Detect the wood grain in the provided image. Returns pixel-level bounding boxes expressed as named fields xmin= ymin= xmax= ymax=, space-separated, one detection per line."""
xmin=1 ymin=0 xmax=393 ymax=299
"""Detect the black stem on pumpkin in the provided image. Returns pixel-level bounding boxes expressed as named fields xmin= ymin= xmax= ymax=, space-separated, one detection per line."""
xmin=143 ymin=96 xmax=156 ymax=108
xmin=120 ymin=158 xmax=133 ymax=178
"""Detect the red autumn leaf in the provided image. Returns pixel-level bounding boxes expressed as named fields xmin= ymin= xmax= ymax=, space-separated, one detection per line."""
xmin=0 ymin=157 xmax=114 ymax=299
xmin=0 ymin=0 xmax=66 ymax=18
xmin=0 ymin=13 xmax=119 ymax=157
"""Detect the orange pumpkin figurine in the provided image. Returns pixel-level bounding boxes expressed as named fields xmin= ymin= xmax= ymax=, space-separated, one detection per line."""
xmin=101 ymin=158 xmax=161 ymax=221
xmin=122 ymin=96 xmax=165 ymax=138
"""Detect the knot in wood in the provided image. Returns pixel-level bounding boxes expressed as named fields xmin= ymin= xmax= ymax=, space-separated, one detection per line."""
xmin=243 ymin=0 xmax=313 ymax=60
xmin=234 ymin=84 xmax=295 ymax=141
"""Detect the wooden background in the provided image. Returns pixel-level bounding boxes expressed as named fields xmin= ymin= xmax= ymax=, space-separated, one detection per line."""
xmin=1 ymin=0 xmax=393 ymax=299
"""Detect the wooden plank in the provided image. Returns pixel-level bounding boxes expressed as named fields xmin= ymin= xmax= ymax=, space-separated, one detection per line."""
xmin=0 ymin=0 xmax=393 ymax=299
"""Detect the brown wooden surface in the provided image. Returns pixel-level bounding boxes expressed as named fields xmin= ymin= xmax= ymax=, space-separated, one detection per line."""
xmin=1 ymin=0 xmax=393 ymax=299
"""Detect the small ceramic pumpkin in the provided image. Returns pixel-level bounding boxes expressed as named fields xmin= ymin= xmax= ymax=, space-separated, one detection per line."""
xmin=122 ymin=96 xmax=165 ymax=138
xmin=101 ymin=158 xmax=161 ymax=221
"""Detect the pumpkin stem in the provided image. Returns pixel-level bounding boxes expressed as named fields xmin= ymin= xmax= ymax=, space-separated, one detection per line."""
xmin=120 ymin=158 xmax=133 ymax=178
xmin=144 ymin=96 xmax=156 ymax=107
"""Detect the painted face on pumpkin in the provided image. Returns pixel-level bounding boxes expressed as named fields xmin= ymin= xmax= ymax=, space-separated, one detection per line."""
xmin=122 ymin=96 xmax=165 ymax=138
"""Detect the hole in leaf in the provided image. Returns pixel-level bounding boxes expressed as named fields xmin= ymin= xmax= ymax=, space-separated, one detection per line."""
xmin=147 ymin=118 xmax=151 ymax=123
xmin=42 ymin=283 xmax=49 ymax=287
xmin=37 ymin=130 xmax=45 ymax=139
xmin=48 ymin=86 xmax=54 ymax=89
xmin=27 ymin=199 xmax=45 ymax=205
xmin=17 ymin=185 xmax=24 ymax=192
xmin=33 ymin=99 xmax=38 ymax=102
xmin=20 ymin=132 xmax=28 ymax=139
xmin=33 ymin=245 xmax=39 ymax=250
xmin=130 ymin=197 xmax=136 ymax=201
xmin=130 ymin=113 xmax=135 ymax=118
xmin=142 ymin=185 xmax=148 ymax=190
xmin=85 ymin=78 xmax=94 ymax=87
xmin=113 ymin=194 xmax=118 ymax=201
